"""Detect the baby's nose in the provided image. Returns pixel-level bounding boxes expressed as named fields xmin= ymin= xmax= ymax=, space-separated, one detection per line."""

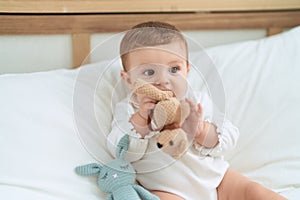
xmin=157 ymin=142 xmax=163 ymax=148
xmin=154 ymin=73 xmax=170 ymax=86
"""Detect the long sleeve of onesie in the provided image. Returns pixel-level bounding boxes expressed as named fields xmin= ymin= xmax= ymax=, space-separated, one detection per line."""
xmin=107 ymin=91 xmax=239 ymax=161
xmin=106 ymin=90 xmax=239 ymax=200
xmin=106 ymin=97 xmax=158 ymax=162
xmin=192 ymin=91 xmax=239 ymax=157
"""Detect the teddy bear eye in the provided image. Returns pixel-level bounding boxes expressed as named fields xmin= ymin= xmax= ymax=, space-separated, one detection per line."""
xmin=100 ymin=172 xmax=108 ymax=180
xmin=169 ymin=140 xmax=174 ymax=146
xmin=120 ymin=164 xmax=129 ymax=170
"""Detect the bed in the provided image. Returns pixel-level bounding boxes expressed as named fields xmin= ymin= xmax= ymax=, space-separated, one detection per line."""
xmin=1 ymin=1 xmax=300 ymax=199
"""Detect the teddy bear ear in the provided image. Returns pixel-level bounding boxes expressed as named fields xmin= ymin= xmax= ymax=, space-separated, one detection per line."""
xmin=177 ymin=140 xmax=187 ymax=155
xmin=75 ymin=163 xmax=103 ymax=176
xmin=151 ymin=102 xmax=168 ymax=131
xmin=179 ymin=101 xmax=190 ymax=125
xmin=132 ymin=79 xmax=148 ymax=94
xmin=116 ymin=134 xmax=130 ymax=159
xmin=133 ymin=79 xmax=146 ymax=88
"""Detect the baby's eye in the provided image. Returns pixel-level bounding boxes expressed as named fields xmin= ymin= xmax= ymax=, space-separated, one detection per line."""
xmin=169 ymin=66 xmax=179 ymax=73
xmin=143 ymin=69 xmax=155 ymax=76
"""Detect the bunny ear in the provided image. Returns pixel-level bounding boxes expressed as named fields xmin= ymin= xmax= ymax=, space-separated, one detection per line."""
xmin=116 ymin=134 xmax=129 ymax=159
xmin=75 ymin=163 xmax=102 ymax=176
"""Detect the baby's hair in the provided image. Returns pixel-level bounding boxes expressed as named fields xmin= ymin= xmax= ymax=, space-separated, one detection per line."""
xmin=120 ymin=21 xmax=188 ymax=71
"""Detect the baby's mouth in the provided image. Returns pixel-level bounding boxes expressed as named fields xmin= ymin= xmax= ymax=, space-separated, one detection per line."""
xmin=153 ymin=85 xmax=172 ymax=92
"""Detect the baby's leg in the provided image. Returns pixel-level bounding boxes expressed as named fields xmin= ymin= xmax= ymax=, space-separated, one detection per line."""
xmin=217 ymin=169 xmax=287 ymax=200
xmin=151 ymin=190 xmax=184 ymax=200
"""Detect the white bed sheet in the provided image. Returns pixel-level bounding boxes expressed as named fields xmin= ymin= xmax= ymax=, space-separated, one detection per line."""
xmin=0 ymin=26 xmax=299 ymax=199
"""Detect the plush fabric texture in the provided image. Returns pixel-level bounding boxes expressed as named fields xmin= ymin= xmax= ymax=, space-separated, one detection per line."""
xmin=75 ymin=135 xmax=159 ymax=200
xmin=133 ymin=79 xmax=189 ymax=159
xmin=0 ymin=26 xmax=299 ymax=199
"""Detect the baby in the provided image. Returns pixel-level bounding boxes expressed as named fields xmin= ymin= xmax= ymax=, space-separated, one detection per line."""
xmin=107 ymin=21 xmax=286 ymax=200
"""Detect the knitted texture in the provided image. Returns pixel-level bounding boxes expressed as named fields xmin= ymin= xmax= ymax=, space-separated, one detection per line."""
xmin=133 ymin=79 xmax=190 ymax=159
xmin=153 ymin=98 xmax=180 ymax=127
xmin=134 ymin=78 xmax=174 ymax=100
xmin=156 ymin=129 xmax=188 ymax=159
xmin=75 ymin=135 xmax=159 ymax=200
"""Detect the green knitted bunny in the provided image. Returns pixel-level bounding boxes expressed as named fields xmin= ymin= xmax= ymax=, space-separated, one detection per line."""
xmin=75 ymin=135 xmax=159 ymax=200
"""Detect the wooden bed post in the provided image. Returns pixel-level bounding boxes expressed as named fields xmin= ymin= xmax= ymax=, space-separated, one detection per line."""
xmin=266 ymin=28 xmax=284 ymax=36
xmin=72 ymin=33 xmax=91 ymax=68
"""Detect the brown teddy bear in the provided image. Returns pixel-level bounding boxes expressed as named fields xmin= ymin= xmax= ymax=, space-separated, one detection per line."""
xmin=133 ymin=79 xmax=190 ymax=159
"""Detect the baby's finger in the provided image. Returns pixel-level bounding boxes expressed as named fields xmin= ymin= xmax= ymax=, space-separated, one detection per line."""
xmin=144 ymin=102 xmax=156 ymax=110
xmin=185 ymin=98 xmax=197 ymax=111
xmin=142 ymin=96 xmax=157 ymax=104
xmin=197 ymin=103 xmax=203 ymax=119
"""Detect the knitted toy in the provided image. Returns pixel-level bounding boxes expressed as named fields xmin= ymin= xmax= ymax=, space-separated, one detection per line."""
xmin=134 ymin=79 xmax=190 ymax=159
xmin=75 ymin=134 xmax=159 ymax=200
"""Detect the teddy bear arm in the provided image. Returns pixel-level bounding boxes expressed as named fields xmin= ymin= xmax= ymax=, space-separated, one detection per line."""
xmin=133 ymin=185 xmax=160 ymax=200
xmin=106 ymin=193 xmax=113 ymax=200
xmin=134 ymin=79 xmax=174 ymax=101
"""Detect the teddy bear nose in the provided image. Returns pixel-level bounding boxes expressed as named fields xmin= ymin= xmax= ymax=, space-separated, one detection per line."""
xmin=157 ymin=142 xmax=163 ymax=149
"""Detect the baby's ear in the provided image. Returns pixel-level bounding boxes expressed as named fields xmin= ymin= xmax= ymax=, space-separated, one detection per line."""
xmin=75 ymin=163 xmax=102 ymax=176
xmin=120 ymin=70 xmax=132 ymax=86
xmin=187 ymin=63 xmax=191 ymax=73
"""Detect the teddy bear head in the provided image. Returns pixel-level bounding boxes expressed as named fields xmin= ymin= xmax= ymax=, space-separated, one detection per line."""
xmin=75 ymin=135 xmax=136 ymax=193
xmin=156 ymin=129 xmax=188 ymax=159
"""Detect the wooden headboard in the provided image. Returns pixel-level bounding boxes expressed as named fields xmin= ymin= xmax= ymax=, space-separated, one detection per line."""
xmin=1 ymin=0 xmax=300 ymax=68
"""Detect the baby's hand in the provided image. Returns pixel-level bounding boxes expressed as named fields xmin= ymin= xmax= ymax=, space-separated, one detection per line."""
xmin=136 ymin=93 xmax=157 ymax=120
xmin=181 ymin=99 xmax=204 ymax=137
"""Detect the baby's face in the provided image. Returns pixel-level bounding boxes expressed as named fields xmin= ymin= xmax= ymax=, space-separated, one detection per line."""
xmin=121 ymin=42 xmax=190 ymax=99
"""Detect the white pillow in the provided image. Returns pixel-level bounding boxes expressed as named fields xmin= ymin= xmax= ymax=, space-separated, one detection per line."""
xmin=204 ymin=27 xmax=300 ymax=191
xmin=190 ymin=26 xmax=300 ymax=197
xmin=0 ymin=26 xmax=299 ymax=199
xmin=0 ymin=69 xmax=106 ymax=199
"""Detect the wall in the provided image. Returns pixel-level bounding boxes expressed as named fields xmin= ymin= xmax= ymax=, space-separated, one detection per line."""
xmin=0 ymin=30 xmax=266 ymax=74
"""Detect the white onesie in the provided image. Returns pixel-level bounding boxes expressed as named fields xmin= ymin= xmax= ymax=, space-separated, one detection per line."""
xmin=107 ymin=89 xmax=239 ymax=199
